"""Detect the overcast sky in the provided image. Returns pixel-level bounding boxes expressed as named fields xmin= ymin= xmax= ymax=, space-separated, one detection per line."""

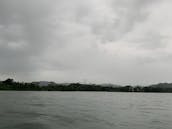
xmin=0 ymin=0 xmax=172 ymax=85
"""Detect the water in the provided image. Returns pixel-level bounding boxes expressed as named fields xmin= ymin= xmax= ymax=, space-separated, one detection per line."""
xmin=0 ymin=91 xmax=172 ymax=129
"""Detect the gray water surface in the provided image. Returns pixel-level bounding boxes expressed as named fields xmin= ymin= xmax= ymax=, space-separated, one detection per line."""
xmin=0 ymin=91 xmax=172 ymax=129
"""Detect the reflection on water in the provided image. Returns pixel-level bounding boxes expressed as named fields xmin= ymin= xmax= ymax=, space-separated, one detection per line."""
xmin=0 ymin=91 xmax=172 ymax=129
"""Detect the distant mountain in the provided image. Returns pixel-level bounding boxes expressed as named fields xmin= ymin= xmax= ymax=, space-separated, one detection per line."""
xmin=32 ymin=81 xmax=56 ymax=86
xmin=149 ymin=83 xmax=172 ymax=88
xmin=100 ymin=83 xmax=122 ymax=87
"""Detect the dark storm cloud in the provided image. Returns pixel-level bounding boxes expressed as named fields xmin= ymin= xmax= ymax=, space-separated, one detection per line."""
xmin=0 ymin=0 xmax=172 ymax=84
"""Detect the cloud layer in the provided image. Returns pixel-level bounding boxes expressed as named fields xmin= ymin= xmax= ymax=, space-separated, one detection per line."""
xmin=0 ymin=0 xmax=172 ymax=85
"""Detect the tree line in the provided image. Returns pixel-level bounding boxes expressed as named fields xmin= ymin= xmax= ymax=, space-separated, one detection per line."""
xmin=1 ymin=78 xmax=172 ymax=92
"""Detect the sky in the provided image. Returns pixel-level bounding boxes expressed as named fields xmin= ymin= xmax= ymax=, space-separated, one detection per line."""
xmin=0 ymin=0 xmax=172 ymax=85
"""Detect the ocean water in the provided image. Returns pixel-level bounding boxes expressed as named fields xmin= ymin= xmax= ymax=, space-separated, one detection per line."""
xmin=0 ymin=91 xmax=172 ymax=129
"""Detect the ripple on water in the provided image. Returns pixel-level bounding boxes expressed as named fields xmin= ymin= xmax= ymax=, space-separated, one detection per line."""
xmin=6 ymin=123 xmax=50 ymax=129
xmin=4 ymin=110 xmax=48 ymax=118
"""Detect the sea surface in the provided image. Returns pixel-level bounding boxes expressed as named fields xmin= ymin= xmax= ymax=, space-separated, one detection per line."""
xmin=0 ymin=91 xmax=172 ymax=129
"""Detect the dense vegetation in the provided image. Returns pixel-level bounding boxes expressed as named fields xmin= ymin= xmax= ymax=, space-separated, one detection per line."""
xmin=1 ymin=78 xmax=172 ymax=92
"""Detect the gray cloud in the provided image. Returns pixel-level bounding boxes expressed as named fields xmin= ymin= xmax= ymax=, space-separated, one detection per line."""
xmin=0 ymin=0 xmax=55 ymax=77
xmin=0 ymin=0 xmax=172 ymax=85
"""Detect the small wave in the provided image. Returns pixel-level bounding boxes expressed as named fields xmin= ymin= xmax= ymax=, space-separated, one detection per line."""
xmin=6 ymin=123 xmax=50 ymax=129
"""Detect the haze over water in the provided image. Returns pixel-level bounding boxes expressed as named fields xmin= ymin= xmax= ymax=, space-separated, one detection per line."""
xmin=0 ymin=91 xmax=172 ymax=129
